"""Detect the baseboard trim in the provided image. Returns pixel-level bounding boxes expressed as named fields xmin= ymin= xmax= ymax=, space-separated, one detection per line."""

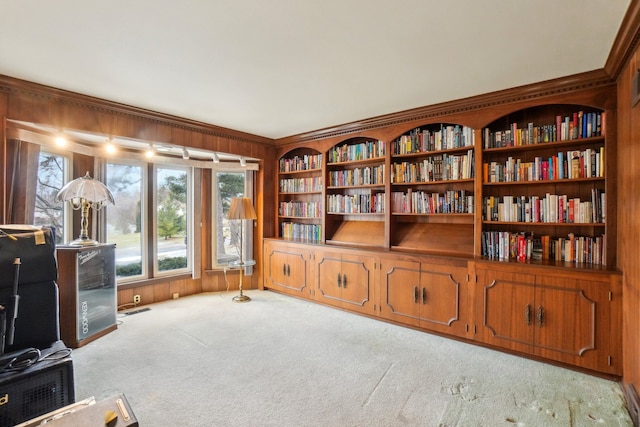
xmin=623 ymin=382 xmax=640 ymax=426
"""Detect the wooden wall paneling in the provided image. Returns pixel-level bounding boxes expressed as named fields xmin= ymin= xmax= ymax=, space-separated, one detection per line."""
xmin=618 ymin=41 xmax=640 ymax=421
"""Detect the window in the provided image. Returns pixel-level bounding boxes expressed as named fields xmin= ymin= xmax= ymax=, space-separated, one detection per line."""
xmin=154 ymin=166 xmax=191 ymax=275
xmin=34 ymin=150 xmax=70 ymax=244
xmin=106 ymin=161 xmax=146 ymax=280
xmin=106 ymin=162 xmax=193 ymax=282
xmin=212 ymin=168 xmax=255 ymax=268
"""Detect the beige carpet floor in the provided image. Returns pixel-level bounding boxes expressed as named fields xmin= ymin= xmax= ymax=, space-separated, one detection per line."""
xmin=71 ymin=290 xmax=633 ymax=426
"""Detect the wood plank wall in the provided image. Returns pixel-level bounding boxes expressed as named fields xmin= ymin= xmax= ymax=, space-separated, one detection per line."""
xmin=617 ymin=35 xmax=640 ymax=425
xmin=0 ymin=76 xmax=278 ymax=308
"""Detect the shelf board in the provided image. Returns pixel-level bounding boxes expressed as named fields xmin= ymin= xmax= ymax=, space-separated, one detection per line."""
xmin=327 ymin=184 xmax=385 ymax=190
xmin=391 ymin=145 xmax=475 ymax=158
xmin=327 ymin=157 xmax=385 ymax=167
xmin=327 ymin=212 xmax=385 ymax=216
xmin=483 ymin=221 xmax=605 ymax=226
xmin=483 ymin=177 xmax=604 ymax=185
xmin=483 ymin=136 xmax=604 ymax=153
xmin=475 ymin=256 xmax=615 ymax=272
xmin=391 ymin=178 xmax=474 ymax=186
xmin=279 ymin=216 xmax=322 ymax=220
xmin=278 ymin=168 xmax=322 ymax=175
xmin=279 ymin=191 xmax=323 ymax=195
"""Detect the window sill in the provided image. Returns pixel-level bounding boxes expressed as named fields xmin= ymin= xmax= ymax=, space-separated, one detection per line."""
xmin=117 ymin=273 xmax=193 ymax=290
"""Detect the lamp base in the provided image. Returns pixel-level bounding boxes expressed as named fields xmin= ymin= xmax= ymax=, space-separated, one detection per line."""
xmin=232 ymin=294 xmax=251 ymax=303
xmin=69 ymin=237 xmax=99 ymax=246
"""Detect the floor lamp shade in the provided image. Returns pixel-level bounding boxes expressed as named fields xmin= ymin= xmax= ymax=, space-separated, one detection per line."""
xmin=228 ymin=197 xmax=257 ymax=221
xmin=228 ymin=197 xmax=256 ymax=302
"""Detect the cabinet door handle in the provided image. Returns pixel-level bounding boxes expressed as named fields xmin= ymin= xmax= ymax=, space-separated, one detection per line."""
xmin=413 ymin=286 xmax=419 ymax=303
xmin=286 ymin=264 xmax=291 ymax=277
xmin=537 ymin=306 xmax=544 ymax=327
xmin=525 ymin=304 xmax=532 ymax=325
xmin=283 ymin=263 xmax=287 ymax=276
xmin=342 ymin=274 xmax=347 ymax=288
xmin=337 ymin=273 xmax=342 ymax=288
xmin=422 ymin=287 xmax=427 ymax=304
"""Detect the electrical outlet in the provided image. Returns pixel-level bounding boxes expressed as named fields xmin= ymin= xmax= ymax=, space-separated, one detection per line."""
xmin=133 ymin=294 xmax=141 ymax=304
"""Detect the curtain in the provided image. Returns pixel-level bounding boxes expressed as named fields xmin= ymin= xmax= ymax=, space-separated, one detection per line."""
xmin=5 ymin=139 xmax=40 ymax=224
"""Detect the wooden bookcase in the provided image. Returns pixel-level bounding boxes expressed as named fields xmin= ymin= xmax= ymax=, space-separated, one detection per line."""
xmin=267 ymin=86 xmax=621 ymax=375
xmin=480 ymin=105 xmax=613 ymax=267
xmin=389 ymin=123 xmax=476 ymax=256
xmin=277 ymin=147 xmax=323 ymax=243
xmin=324 ymin=137 xmax=386 ymax=248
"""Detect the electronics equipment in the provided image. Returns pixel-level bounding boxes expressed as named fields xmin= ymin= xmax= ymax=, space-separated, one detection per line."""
xmin=14 ymin=393 xmax=138 ymax=427
xmin=0 ymin=342 xmax=74 ymax=427
xmin=0 ymin=225 xmax=58 ymax=356
xmin=0 ymin=281 xmax=60 ymax=353
xmin=0 ymin=225 xmax=57 ymax=287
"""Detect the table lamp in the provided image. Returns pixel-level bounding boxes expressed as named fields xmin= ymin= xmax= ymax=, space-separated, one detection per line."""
xmin=55 ymin=172 xmax=115 ymax=246
xmin=228 ymin=197 xmax=257 ymax=302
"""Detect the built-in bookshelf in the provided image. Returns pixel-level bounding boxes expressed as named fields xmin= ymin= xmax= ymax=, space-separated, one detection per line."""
xmin=389 ymin=123 xmax=476 ymax=256
xmin=277 ymin=148 xmax=323 ymax=243
xmin=481 ymin=105 xmax=610 ymax=265
xmin=325 ymin=137 xmax=386 ymax=247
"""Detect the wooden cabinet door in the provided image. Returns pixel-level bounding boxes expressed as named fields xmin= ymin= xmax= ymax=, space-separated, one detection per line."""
xmin=380 ymin=259 xmax=421 ymax=326
xmin=315 ymin=250 xmax=375 ymax=315
xmin=418 ymin=263 xmax=468 ymax=337
xmin=339 ymin=253 xmax=375 ymax=315
xmin=533 ymin=275 xmax=616 ymax=374
xmin=315 ymin=251 xmax=344 ymax=305
xmin=476 ymin=267 xmax=535 ymax=354
xmin=263 ymin=242 xmax=309 ymax=296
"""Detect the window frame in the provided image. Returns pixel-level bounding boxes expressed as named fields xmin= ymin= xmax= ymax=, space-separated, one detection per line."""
xmin=34 ymin=147 xmax=72 ymax=244
xmin=152 ymin=163 xmax=193 ymax=278
xmin=211 ymin=163 xmax=257 ymax=271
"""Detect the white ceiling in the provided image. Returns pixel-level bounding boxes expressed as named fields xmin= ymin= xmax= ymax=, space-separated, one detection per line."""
xmin=0 ymin=1 xmax=631 ymax=140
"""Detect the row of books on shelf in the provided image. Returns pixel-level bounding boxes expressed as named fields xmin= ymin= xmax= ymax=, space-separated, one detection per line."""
xmin=483 ymin=111 xmax=604 ymax=149
xmin=328 ymin=165 xmax=385 ymax=187
xmin=481 ymin=231 xmax=606 ymax=265
xmin=279 ymin=177 xmax=323 ymax=193
xmin=391 ymin=190 xmax=474 ymax=214
xmin=392 ymin=125 xmax=475 ymax=155
xmin=279 ymin=201 xmax=322 ymax=218
xmin=328 ymin=140 xmax=385 ymax=163
xmin=483 ymin=190 xmax=605 ymax=224
xmin=484 ymin=147 xmax=604 ymax=183
xmin=281 ymin=222 xmax=322 ymax=243
xmin=279 ymin=154 xmax=322 ymax=172
xmin=391 ymin=150 xmax=474 ymax=183
xmin=327 ymin=193 xmax=385 ymax=214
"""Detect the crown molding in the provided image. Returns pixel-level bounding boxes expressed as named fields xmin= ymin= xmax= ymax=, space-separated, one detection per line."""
xmin=605 ymin=0 xmax=640 ymax=79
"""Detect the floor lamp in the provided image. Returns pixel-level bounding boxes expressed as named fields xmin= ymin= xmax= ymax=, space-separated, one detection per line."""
xmin=228 ymin=197 xmax=257 ymax=302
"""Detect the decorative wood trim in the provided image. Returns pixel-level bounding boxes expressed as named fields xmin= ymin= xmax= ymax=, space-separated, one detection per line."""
xmin=275 ymin=69 xmax=615 ymax=146
xmin=0 ymin=74 xmax=275 ymax=146
xmin=605 ymin=0 xmax=640 ymax=79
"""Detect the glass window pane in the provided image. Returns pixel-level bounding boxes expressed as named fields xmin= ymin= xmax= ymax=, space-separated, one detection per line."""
xmin=106 ymin=163 xmax=144 ymax=280
xmin=156 ymin=167 xmax=189 ymax=273
xmin=215 ymin=171 xmax=245 ymax=265
xmin=34 ymin=151 xmax=67 ymax=244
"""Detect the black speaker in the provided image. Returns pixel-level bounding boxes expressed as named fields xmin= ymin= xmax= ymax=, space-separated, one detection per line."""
xmin=0 ymin=348 xmax=74 ymax=427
